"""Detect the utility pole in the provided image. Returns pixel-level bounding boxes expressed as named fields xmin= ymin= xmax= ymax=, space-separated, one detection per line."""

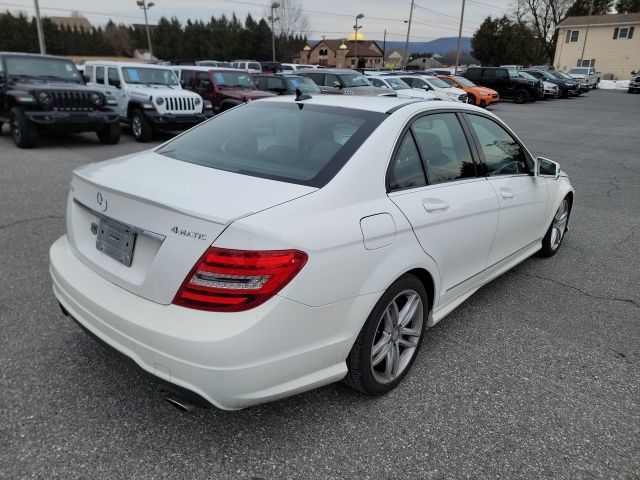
xmin=354 ymin=13 xmax=364 ymax=69
xmin=136 ymin=0 xmax=155 ymax=60
xmin=403 ymin=0 xmax=414 ymax=69
xmin=579 ymin=0 xmax=595 ymax=67
xmin=269 ymin=2 xmax=280 ymax=62
xmin=33 ymin=0 xmax=46 ymax=54
xmin=454 ymin=0 xmax=466 ymax=74
xmin=382 ymin=29 xmax=387 ymax=67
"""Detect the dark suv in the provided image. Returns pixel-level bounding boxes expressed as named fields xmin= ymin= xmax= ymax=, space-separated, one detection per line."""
xmin=522 ymin=69 xmax=580 ymax=98
xmin=462 ymin=67 xmax=542 ymax=104
xmin=297 ymin=69 xmax=394 ymax=96
xmin=176 ymin=67 xmax=276 ymax=113
xmin=0 ymin=52 xmax=119 ymax=148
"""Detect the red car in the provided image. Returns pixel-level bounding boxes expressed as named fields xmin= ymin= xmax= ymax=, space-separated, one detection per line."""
xmin=176 ymin=66 xmax=276 ymax=113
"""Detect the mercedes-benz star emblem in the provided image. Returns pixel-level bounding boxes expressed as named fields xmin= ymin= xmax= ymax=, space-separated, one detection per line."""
xmin=96 ymin=192 xmax=108 ymax=212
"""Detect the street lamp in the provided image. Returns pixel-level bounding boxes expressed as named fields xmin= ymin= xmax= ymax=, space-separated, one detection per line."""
xmin=136 ymin=0 xmax=155 ymax=60
xmin=269 ymin=2 xmax=280 ymax=62
xmin=353 ymin=13 xmax=364 ymax=69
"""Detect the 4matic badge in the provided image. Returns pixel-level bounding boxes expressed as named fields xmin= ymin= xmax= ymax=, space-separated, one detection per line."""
xmin=170 ymin=226 xmax=207 ymax=241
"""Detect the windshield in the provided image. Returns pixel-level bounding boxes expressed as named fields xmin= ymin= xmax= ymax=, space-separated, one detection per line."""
xmin=286 ymin=76 xmax=320 ymax=93
xmin=519 ymin=71 xmax=536 ymax=80
xmin=568 ymin=68 xmax=589 ymax=74
xmin=157 ymin=102 xmax=386 ymax=187
xmin=452 ymin=76 xmax=475 ymax=87
xmin=551 ymin=71 xmax=571 ymax=80
xmin=5 ymin=56 xmax=82 ymax=83
xmin=122 ymin=67 xmax=179 ymax=86
xmin=424 ymin=77 xmax=450 ymax=88
xmin=212 ymin=70 xmax=255 ymax=88
xmin=341 ymin=73 xmax=371 ymax=87
xmin=384 ymin=78 xmax=411 ymax=90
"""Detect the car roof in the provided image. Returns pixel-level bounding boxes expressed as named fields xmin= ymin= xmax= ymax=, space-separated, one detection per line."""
xmin=84 ymin=60 xmax=175 ymax=69
xmin=256 ymin=93 xmax=479 ymax=114
xmin=0 ymin=52 xmax=73 ymax=61
xmin=296 ymin=68 xmax=359 ymax=74
xmin=174 ymin=66 xmax=242 ymax=72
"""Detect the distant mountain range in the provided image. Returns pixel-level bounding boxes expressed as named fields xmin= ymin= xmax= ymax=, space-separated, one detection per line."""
xmin=380 ymin=37 xmax=472 ymax=56
xmin=310 ymin=36 xmax=473 ymax=56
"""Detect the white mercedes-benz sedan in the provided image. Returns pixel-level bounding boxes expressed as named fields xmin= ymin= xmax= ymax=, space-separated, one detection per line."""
xmin=50 ymin=95 xmax=574 ymax=410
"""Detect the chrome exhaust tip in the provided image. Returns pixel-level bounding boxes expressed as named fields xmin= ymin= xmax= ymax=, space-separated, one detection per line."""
xmin=161 ymin=391 xmax=198 ymax=413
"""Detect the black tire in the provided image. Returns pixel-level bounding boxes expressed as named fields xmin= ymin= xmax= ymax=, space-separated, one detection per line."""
xmin=540 ymin=196 xmax=572 ymax=257
xmin=513 ymin=89 xmax=530 ymax=104
xmin=96 ymin=122 xmax=121 ymax=145
xmin=344 ymin=274 xmax=428 ymax=395
xmin=467 ymin=93 xmax=476 ymax=105
xmin=592 ymin=81 xmax=599 ymax=89
xmin=130 ymin=110 xmax=153 ymax=142
xmin=9 ymin=107 xmax=38 ymax=148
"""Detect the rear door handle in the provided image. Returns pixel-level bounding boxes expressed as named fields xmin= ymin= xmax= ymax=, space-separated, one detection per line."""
xmin=500 ymin=189 xmax=515 ymax=199
xmin=422 ymin=199 xmax=450 ymax=213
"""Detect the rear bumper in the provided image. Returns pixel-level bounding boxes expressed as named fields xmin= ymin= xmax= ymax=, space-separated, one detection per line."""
xmin=25 ymin=110 xmax=119 ymax=129
xmin=50 ymin=235 xmax=377 ymax=410
xmin=144 ymin=111 xmax=212 ymax=130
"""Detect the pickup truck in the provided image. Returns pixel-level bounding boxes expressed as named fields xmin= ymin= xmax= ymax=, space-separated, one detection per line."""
xmin=566 ymin=67 xmax=601 ymax=89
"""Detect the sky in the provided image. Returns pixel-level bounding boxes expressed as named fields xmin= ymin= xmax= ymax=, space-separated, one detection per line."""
xmin=1 ymin=0 xmax=515 ymax=41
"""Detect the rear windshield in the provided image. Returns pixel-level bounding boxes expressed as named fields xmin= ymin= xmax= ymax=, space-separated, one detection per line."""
xmin=157 ymin=102 xmax=386 ymax=187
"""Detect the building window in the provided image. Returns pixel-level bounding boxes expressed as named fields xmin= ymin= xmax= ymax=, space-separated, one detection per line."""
xmin=577 ymin=58 xmax=595 ymax=67
xmin=614 ymin=26 xmax=634 ymax=39
xmin=565 ymin=30 xmax=579 ymax=43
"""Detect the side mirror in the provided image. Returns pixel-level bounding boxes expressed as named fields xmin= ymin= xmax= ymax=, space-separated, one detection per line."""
xmin=82 ymin=74 xmax=91 ymax=83
xmin=112 ymin=79 xmax=121 ymax=89
xmin=200 ymin=80 xmax=211 ymax=89
xmin=631 ymin=70 xmax=636 ymax=75
xmin=332 ymin=81 xmax=341 ymax=89
xmin=422 ymin=85 xmax=432 ymax=91
xmin=535 ymin=156 xmax=560 ymax=179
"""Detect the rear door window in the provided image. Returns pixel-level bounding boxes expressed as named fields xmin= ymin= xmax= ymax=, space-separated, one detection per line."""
xmin=388 ymin=132 xmax=426 ymax=191
xmin=95 ymin=66 xmax=105 ymax=84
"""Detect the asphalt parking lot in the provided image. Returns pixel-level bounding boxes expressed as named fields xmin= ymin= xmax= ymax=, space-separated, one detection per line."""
xmin=1 ymin=90 xmax=639 ymax=480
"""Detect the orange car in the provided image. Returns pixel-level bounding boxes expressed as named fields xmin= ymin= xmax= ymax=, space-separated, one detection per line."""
xmin=436 ymin=75 xmax=499 ymax=108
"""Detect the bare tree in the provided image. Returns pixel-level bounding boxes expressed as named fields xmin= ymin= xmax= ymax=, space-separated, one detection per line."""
xmin=515 ymin=0 xmax=574 ymax=61
xmin=264 ymin=0 xmax=309 ymax=60
xmin=267 ymin=0 xmax=309 ymax=39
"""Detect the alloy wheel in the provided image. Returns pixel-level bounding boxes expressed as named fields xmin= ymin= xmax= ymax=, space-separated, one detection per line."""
xmin=550 ymin=199 xmax=569 ymax=250
xmin=132 ymin=115 xmax=142 ymax=138
xmin=370 ymin=289 xmax=424 ymax=384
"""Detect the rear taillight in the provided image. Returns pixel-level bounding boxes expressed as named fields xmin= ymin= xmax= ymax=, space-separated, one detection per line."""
xmin=173 ymin=247 xmax=308 ymax=312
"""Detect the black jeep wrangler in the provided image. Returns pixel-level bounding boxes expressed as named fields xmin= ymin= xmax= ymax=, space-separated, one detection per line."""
xmin=462 ymin=67 xmax=543 ymax=104
xmin=0 ymin=52 xmax=120 ymax=148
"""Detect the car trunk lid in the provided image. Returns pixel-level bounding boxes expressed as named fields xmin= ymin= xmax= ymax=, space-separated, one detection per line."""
xmin=67 ymin=150 xmax=315 ymax=304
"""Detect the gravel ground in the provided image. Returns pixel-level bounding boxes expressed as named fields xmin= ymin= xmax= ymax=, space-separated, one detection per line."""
xmin=1 ymin=90 xmax=639 ymax=480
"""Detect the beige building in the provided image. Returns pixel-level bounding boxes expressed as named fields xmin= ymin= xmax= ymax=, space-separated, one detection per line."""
xmin=296 ymin=31 xmax=383 ymax=69
xmin=554 ymin=13 xmax=640 ymax=79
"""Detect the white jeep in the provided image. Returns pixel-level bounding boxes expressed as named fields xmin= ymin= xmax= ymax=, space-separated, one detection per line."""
xmin=83 ymin=61 xmax=212 ymax=142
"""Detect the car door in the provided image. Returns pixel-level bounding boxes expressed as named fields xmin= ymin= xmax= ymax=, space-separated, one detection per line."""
xmin=322 ymin=73 xmax=342 ymax=94
xmin=105 ymin=67 xmax=127 ymax=117
xmin=464 ymin=113 xmax=548 ymax=268
xmin=0 ymin=56 xmax=7 ymax=117
xmin=387 ymin=112 xmax=500 ymax=304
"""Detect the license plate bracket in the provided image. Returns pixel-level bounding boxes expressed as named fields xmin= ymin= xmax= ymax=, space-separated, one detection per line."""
xmin=96 ymin=217 xmax=137 ymax=267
